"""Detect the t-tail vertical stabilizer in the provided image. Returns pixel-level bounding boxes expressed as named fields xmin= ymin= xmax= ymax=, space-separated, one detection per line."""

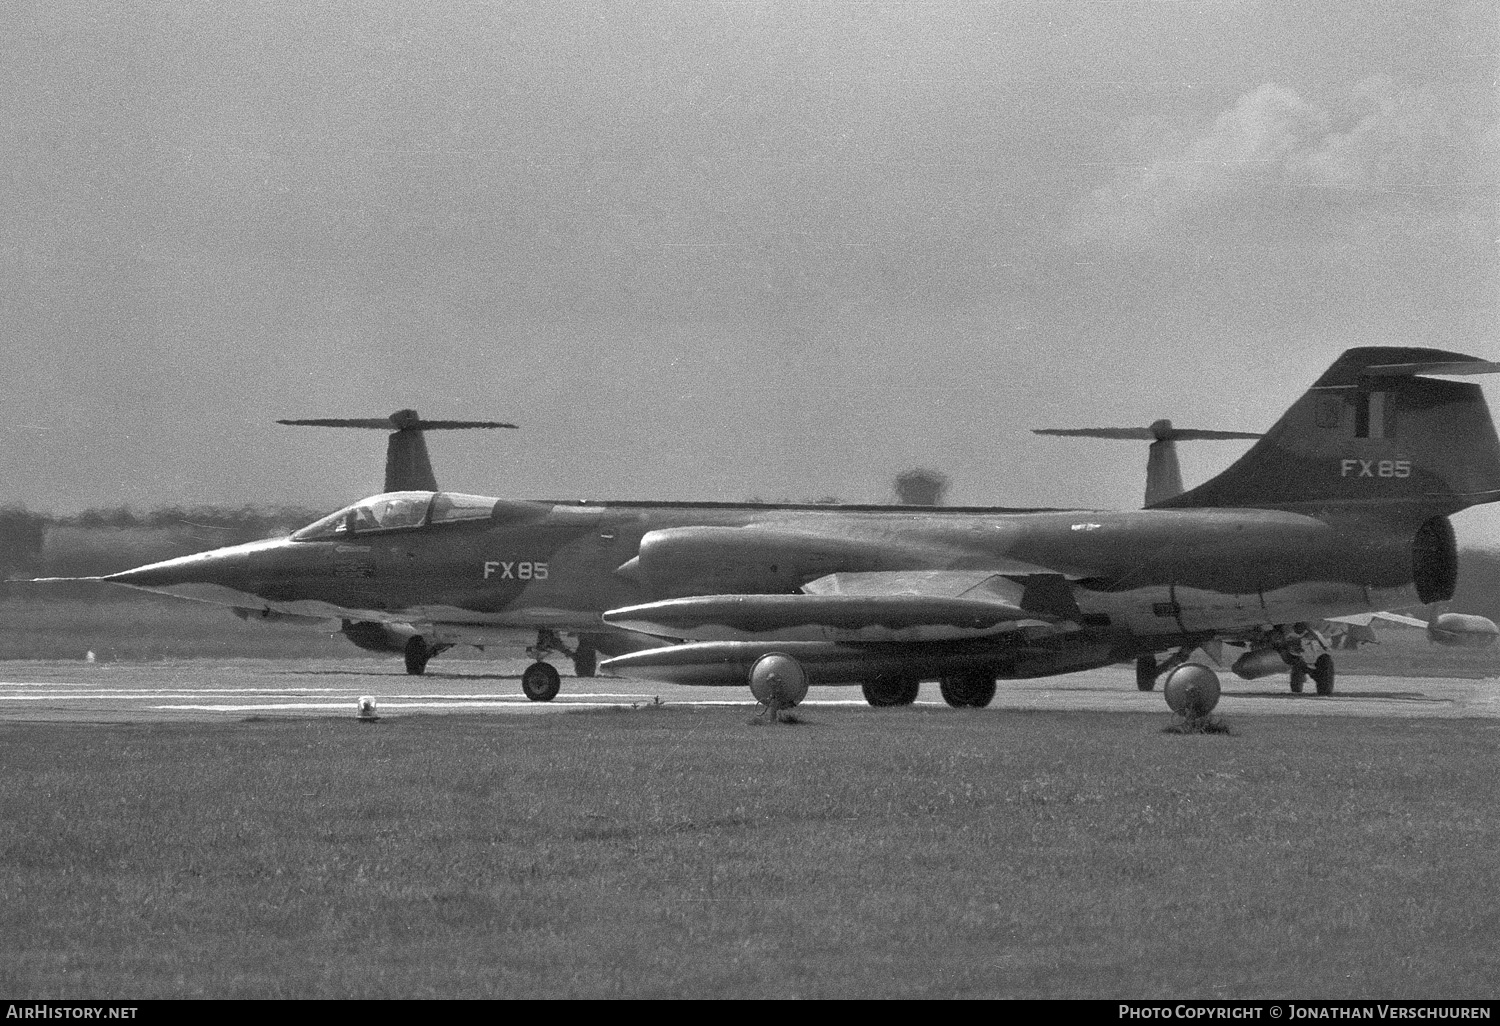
xmin=1158 ymin=348 xmax=1500 ymax=514
xmin=277 ymin=410 xmax=518 ymax=492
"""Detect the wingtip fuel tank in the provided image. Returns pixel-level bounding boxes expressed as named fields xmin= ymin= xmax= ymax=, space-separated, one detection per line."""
xmin=1427 ymin=612 xmax=1500 ymax=648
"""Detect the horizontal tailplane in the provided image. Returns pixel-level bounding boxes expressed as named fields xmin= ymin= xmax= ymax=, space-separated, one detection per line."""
xmin=278 ymin=410 xmax=517 ymax=492
xmin=1034 ymin=420 xmax=1262 ymax=507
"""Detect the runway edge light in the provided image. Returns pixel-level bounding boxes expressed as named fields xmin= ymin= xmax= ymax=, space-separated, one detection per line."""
xmin=356 ymin=696 xmax=380 ymax=721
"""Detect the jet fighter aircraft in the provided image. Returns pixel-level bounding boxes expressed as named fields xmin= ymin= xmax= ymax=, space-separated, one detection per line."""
xmin=273 ymin=409 xmax=623 ymax=677
xmin=90 ymin=347 xmax=1500 ymax=711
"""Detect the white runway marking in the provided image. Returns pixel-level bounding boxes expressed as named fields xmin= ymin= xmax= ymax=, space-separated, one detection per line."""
xmin=157 ymin=701 xmax=637 ymax=712
xmin=0 ymin=658 xmax=1493 ymax=722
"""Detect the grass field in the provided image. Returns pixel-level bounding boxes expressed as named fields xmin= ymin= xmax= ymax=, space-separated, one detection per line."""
xmin=3 ymin=708 xmax=1498 ymax=998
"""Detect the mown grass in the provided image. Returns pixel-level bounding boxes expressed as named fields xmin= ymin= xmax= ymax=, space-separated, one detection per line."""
xmin=3 ymin=710 xmax=1498 ymax=998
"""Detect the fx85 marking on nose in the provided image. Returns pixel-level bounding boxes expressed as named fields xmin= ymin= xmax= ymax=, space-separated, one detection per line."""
xmin=1340 ymin=459 xmax=1410 ymax=479
xmin=483 ymin=561 xmax=548 ymax=580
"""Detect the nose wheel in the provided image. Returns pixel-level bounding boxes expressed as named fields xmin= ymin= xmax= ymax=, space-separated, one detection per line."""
xmin=404 ymin=637 xmax=430 ymax=675
xmin=572 ymin=639 xmax=598 ymax=678
xmin=403 ymin=636 xmax=452 ymax=675
xmin=521 ymin=661 xmax=562 ymax=702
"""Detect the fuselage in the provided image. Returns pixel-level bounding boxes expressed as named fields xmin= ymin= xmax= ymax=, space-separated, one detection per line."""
xmin=105 ymin=491 xmax=1436 ymax=656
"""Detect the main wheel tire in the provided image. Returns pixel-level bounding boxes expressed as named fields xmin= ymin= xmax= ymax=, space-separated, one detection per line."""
xmin=939 ymin=673 xmax=997 ymax=708
xmin=861 ymin=675 xmax=921 ymax=707
xmin=1289 ymin=663 xmax=1307 ymax=694
xmin=1311 ymin=653 xmax=1335 ymax=696
xmin=1136 ymin=654 xmax=1159 ymax=691
xmin=403 ymin=636 xmax=429 ymax=676
xmin=521 ymin=661 xmax=562 ymax=702
xmin=572 ymin=641 xmax=598 ymax=679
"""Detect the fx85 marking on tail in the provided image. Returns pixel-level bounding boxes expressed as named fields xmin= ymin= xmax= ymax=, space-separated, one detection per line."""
xmin=483 ymin=560 xmax=548 ymax=580
xmin=1341 ymin=459 xmax=1411 ymax=478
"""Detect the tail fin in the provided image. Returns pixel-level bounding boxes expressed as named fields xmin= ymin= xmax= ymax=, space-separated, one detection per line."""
xmin=277 ymin=410 xmax=518 ymax=492
xmin=1158 ymin=347 xmax=1500 ymax=513
xmin=1034 ymin=421 xmax=1262 ymax=507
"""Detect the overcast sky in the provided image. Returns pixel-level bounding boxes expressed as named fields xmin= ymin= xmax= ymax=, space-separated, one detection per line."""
xmin=3 ymin=2 xmax=1496 ymax=539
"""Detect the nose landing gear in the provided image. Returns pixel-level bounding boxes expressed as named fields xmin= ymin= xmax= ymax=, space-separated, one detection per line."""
xmin=521 ymin=660 xmax=562 ymax=702
xmin=520 ymin=628 xmax=597 ymax=701
xmin=402 ymin=636 xmax=453 ymax=675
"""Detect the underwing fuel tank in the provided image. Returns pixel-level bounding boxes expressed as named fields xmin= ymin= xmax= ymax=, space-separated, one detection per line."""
xmin=601 ymin=640 xmax=965 ymax=687
xmin=1427 ymin=613 xmax=1499 ymax=648
xmin=599 ymin=636 xmax=1117 ymax=687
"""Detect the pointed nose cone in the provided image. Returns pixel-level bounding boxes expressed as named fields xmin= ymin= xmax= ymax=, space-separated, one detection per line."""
xmin=104 ymin=540 xmax=272 ymax=607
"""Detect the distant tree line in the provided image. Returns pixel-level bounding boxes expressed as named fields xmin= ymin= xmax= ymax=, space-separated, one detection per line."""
xmin=0 ymin=504 xmax=325 ymax=585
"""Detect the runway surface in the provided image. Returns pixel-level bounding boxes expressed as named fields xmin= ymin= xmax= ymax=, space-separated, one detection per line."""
xmin=1 ymin=656 xmax=1497 ymax=722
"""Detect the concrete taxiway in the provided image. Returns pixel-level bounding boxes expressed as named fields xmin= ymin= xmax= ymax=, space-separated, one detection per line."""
xmin=0 ymin=656 xmax=1496 ymax=722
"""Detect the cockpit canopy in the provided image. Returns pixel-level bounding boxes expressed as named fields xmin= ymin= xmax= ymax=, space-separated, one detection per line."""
xmin=293 ymin=491 xmax=498 ymax=540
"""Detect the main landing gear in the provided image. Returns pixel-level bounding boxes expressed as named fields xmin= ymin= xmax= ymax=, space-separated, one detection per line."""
xmin=860 ymin=674 xmax=921 ymax=707
xmin=938 ymin=672 xmax=997 ymax=708
xmin=1136 ymin=655 xmax=1159 ymax=691
xmin=857 ymin=672 xmax=999 ymax=708
xmin=1226 ymin=625 xmax=1336 ymax=698
xmin=1135 ymin=647 xmax=1197 ymax=692
xmin=1139 ymin=646 xmax=1225 ymax=715
xmin=1288 ymin=652 xmax=1335 ymax=696
xmin=1282 ymin=625 xmax=1335 ymax=696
